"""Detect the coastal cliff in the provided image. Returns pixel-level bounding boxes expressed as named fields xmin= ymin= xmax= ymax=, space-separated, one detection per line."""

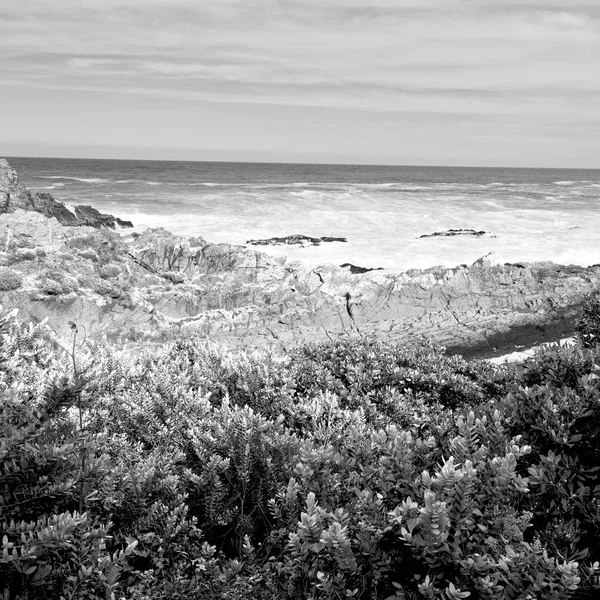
xmin=0 ymin=159 xmax=597 ymax=357
xmin=0 ymin=159 xmax=133 ymax=229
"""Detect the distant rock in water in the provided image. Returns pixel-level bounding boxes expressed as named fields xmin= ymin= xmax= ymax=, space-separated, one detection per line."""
xmin=0 ymin=158 xmax=133 ymax=229
xmin=340 ymin=263 xmax=384 ymax=274
xmin=419 ymin=228 xmax=495 ymax=239
xmin=246 ymin=234 xmax=347 ymax=246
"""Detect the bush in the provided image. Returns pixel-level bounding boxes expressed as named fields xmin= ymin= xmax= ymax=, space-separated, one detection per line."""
xmin=35 ymin=270 xmax=78 ymax=295
xmin=505 ymin=344 xmax=600 ymax=565
xmin=77 ymin=249 xmax=99 ymax=262
xmin=99 ymin=263 xmax=121 ymax=279
xmin=0 ymin=309 xmax=125 ymax=599
xmin=15 ymin=248 xmax=36 ymax=261
xmin=2 ymin=311 xmax=600 ymax=598
xmin=288 ymin=338 xmax=514 ymax=415
xmin=0 ymin=266 xmax=22 ymax=291
xmin=163 ymin=270 xmax=185 ymax=284
xmin=576 ymin=292 xmax=600 ymax=348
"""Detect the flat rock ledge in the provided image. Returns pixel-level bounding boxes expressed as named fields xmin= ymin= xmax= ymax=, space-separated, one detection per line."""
xmin=0 ymin=159 xmax=133 ymax=229
xmin=246 ymin=234 xmax=347 ymax=246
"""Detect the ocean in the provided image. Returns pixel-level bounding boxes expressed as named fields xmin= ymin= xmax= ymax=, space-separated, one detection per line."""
xmin=7 ymin=156 xmax=600 ymax=273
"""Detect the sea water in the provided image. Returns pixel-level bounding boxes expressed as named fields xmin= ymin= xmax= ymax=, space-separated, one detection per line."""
xmin=7 ymin=157 xmax=600 ymax=273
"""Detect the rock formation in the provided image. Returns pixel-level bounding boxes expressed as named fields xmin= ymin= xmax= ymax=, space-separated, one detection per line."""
xmin=340 ymin=263 xmax=384 ymax=275
xmin=246 ymin=234 xmax=347 ymax=246
xmin=419 ymin=228 xmax=495 ymax=238
xmin=0 ymin=159 xmax=597 ymax=359
xmin=0 ymin=159 xmax=132 ymax=229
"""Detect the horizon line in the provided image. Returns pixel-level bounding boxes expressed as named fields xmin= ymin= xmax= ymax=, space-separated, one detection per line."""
xmin=4 ymin=154 xmax=600 ymax=172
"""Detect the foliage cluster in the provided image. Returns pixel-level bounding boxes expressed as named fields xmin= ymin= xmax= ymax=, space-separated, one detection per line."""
xmin=0 ymin=267 xmax=22 ymax=291
xmin=1 ymin=307 xmax=600 ymax=599
xmin=34 ymin=269 xmax=79 ymax=296
xmin=576 ymin=292 xmax=600 ymax=349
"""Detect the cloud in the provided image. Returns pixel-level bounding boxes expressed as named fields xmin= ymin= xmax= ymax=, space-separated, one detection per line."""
xmin=1 ymin=0 xmax=599 ymax=163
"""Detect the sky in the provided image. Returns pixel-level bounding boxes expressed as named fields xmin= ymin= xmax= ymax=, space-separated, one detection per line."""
xmin=1 ymin=0 xmax=599 ymax=167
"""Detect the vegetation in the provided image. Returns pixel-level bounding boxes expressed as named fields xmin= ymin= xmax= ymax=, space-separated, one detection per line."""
xmin=0 ymin=267 xmax=22 ymax=291
xmin=1 ymin=306 xmax=600 ymax=599
xmin=576 ymin=292 xmax=600 ymax=349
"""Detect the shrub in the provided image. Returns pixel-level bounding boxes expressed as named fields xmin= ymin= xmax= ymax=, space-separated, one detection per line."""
xmin=288 ymin=338 xmax=514 ymax=416
xmin=77 ymin=249 xmax=99 ymax=262
xmin=163 ymin=270 xmax=185 ymax=284
xmin=15 ymin=248 xmax=36 ymax=261
xmin=504 ymin=346 xmax=600 ymax=562
xmin=35 ymin=270 xmax=78 ymax=295
xmin=576 ymin=292 xmax=600 ymax=348
xmin=517 ymin=341 xmax=594 ymax=390
xmin=0 ymin=309 xmax=126 ymax=599
xmin=2 ymin=310 xmax=600 ymax=599
xmin=0 ymin=266 xmax=22 ymax=291
xmin=99 ymin=263 xmax=121 ymax=279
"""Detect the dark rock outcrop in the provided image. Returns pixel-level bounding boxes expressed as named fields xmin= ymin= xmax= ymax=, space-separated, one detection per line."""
xmin=246 ymin=234 xmax=347 ymax=246
xmin=0 ymin=159 xmax=132 ymax=229
xmin=340 ymin=263 xmax=384 ymax=274
xmin=74 ymin=205 xmax=133 ymax=229
xmin=419 ymin=229 xmax=494 ymax=238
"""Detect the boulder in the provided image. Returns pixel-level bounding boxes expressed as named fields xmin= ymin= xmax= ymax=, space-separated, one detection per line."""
xmin=340 ymin=263 xmax=384 ymax=274
xmin=74 ymin=205 xmax=133 ymax=229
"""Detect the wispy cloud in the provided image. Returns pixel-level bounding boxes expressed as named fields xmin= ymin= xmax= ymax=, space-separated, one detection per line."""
xmin=1 ymin=0 xmax=598 ymax=164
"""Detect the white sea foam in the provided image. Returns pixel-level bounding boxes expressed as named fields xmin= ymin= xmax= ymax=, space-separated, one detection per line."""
xmin=112 ymin=190 xmax=600 ymax=273
xmin=116 ymin=179 xmax=162 ymax=185
xmin=28 ymin=161 xmax=600 ymax=273
xmin=39 ymin=176 xmax=109 ymax=183
xmin=37 ymin=183 xmax=66 ymax=190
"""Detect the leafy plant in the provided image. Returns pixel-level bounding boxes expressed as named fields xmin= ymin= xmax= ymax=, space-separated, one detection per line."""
xmin=576 ymin=292 xmax=600 ymax=348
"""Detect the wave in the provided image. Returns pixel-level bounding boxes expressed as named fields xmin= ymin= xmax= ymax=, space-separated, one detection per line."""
xmin=36 ymin=183 xmax=66 ymax=190
xmin=116 ymin=179 xmax=162 ymax=186
xmin=39 ymin=176 xmax=109 ymax=183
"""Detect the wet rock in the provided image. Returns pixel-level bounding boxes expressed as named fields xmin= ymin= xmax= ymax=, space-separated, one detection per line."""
xmin=74 ymin=205 xmax=133 ymax=229
xmin=246 ymin=234 xmax=347 ymax=246
xmin=419 ymin=228 xmax=494 ymax=238
xmin=340 ymin=263 xmax=384 ymax=274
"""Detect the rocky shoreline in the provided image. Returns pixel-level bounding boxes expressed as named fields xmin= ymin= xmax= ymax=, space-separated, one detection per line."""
xmin=0 ymin=158 xmax=597 ymax=358
xmin=0 ymin=158 xmax=133 ymax=229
